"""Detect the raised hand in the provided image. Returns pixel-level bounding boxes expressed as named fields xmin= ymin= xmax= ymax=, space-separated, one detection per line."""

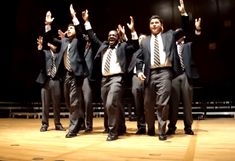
xmin=127 ymin=16 xmax=135 ymax=32
xmin=195 ymin=18 xmax=202 ymax=30
xmin=82 ymin=9 xmax=89 ymax=22
xmin=117 ymin=24 xmax=125 ymax=35
xmin=37 ymin=36 xmax=43 ymax=50
xmin=45 ymin=11 xmax=54 ymax=25
xmin=70 ymin=4 xmax=76 ymax=17
xmin=58 ymin=29 xmax=66 ymax=39
xmin=178 ymin=0 xmax=187 ymax=15
xmin=117 ymin=24 xmax=127 ymax=42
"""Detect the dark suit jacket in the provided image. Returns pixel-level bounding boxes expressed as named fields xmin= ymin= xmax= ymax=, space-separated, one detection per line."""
xmin=54 ymin=24 xmax=89 ymax=78
xmin=182 ymin=42 xmax=200 ymax=80
xmin=180 ymin=15 xmax=201 ymax=81
xmin=84 ymin=38 xmax=100 ymax=81
xmin=36 ymin=49 xmax=64 ymax=85
xmin=86 ymin=29 xmax=139 ymax=81
xmin=128 ymin=49 xmax=141 ymax=73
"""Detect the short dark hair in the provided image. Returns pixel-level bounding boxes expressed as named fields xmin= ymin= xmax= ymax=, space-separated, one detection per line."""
xmin=68 ymin=23 xmax=75 ymax=28
xmin=175 ymin=28 xmax=185 ymax=41
xmin=149 ymin=15 xmax=163 ymax=24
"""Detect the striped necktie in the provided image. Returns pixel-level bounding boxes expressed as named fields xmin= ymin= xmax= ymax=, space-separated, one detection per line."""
xmin=50 ymin=55 xmax=56 ymax=78
xmin=64 ymin=43 xmax=71 ymax=71
xmin=103 ymin=48 xmax=113 ymax=75
xmin=177 ymin=42 xmax=185 ymax=70
xmin=154 ymin=36 xmax=160 ymax=67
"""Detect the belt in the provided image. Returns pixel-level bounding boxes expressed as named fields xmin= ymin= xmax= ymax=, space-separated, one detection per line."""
xmin=103 ymin=73 xmax=123 ymax=78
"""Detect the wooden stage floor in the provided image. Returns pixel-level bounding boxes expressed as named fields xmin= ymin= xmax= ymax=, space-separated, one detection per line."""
xmin=0 ymin=117 xmax=235 ymax=161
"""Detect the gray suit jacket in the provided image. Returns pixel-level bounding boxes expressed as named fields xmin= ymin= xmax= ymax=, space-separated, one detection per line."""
xmin=136 ymin=30 xmax=181 ymax=84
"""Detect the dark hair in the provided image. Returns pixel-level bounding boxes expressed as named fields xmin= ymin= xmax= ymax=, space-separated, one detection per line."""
xmin=50 ymin=40 xmax=60 ymax=47
xmin=175 ymin=28 xmax=185 ymax=41
xmin=149 ymin=15 xmax=163 ymax=24
xmin=68 ymin=23 xmax=75 ymax=28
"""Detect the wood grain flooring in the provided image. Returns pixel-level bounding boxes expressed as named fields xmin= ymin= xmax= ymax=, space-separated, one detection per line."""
xmin=0 ymin=117 xmax=235 ymax=161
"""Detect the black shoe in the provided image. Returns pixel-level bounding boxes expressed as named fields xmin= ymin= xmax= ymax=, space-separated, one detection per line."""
xmin=106 ymin=135 xmax=118 ymax=141
xmin=55 ymin=125 xmax=66 ymax=131
xmin=65 ymin=132 xmax=77 ymax=138
xmin=84 ymin=128 xmax=93 ymax=133
xmin=40 ymin=125 xmax=48 ymax=132
xmin=185 ymin=129 xmax=194 ymax=135
xmin=159 ymin=134 xmax=167 ymax=141
xmin=166 ymin=128 xmax=176 ymax=135
xmin=147 ymin=129 xmax=156 ymax=136
xmin=136 ymin=128 xmax=146 ymax=135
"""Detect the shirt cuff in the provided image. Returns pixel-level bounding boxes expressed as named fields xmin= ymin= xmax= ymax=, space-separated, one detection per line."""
xmin=45 ymin=25 xmax=51 ymax=33
xmin=195 ymin=30 xmax=201 ymax=35
xmin=131 ymin=31 xmax=138 ymax=40
xmin=38 ymin=46 xmax=43 ymax=50
xmin=84 ymin=21 xmax=92 ymax=30
xmin=181 ymin=13 xmax=188 ymax=16
xmin=72 ymin=17 xmax=80 ymax=26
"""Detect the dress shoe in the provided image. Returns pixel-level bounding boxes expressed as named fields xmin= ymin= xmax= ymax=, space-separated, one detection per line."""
xmin=159 ymin=134 xmax=167 ymax=141
xmin=166 ymin=128 xmax=176 ymax=135
xmin=106 ymin=135 xmax=118 ymax=141
xmin=55 ymin=125 xmax=66 ymax=131
xmin=65 ymin=132 xmax=77 ymax=138
xmin=136 ymin=128 xmax=146 ymax=135
xmin=84 ymin=128 xmax=93 ymax=133
xmin=185 ymin=129 xmax=194 ymax=135
xmin=147 ymin=129 xmax=156 ymax=136
xmin=40 ymin=125 xmax=48 ymax=132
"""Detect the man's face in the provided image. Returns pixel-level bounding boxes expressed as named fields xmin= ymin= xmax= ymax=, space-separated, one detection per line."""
xmin=108 ymin=30 xmax=119 ymax=47
xmin=149 ymin=18 xmax=163 ymax=35
xmin=67 ymin=25 xmax=76 ymax=38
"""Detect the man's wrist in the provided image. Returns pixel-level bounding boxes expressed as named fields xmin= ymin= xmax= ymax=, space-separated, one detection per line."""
xmin=195 ymin=27 xmax=201 ymax=31
xmin=72 ymin=16 xmax=80 ymax=26
xmin=195 ymin=29 xmax=201 ymax=35
xmin=84 ymin=21 xmax=92 ymax=30
xmin=38 ymin=45 xmax=43 ymax=50
xmin=45 ymin=24 xmax=51 ymax=32
xmin=131 ymin=31 xmax=138 ymax=40
xmin=181 ymin=12 xmax=188 ymax=16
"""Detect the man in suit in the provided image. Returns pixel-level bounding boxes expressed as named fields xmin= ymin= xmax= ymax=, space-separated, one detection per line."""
xmin=82 ymin=9 xmax=139 ymax=141
xmin=136 ymin=0 xmax=188 ymax=141
xmin=166 ymin=17 xmax=202 ymax=135
xmin=53 ymin=4 xmax=88 ymax=138
xmin=81 ymin=34 xmax=100 ymax=133
xmin=36 ymin=11 xmax=65 ymax=132
xmin=128 ymin=34 xmax=147 ymax=135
